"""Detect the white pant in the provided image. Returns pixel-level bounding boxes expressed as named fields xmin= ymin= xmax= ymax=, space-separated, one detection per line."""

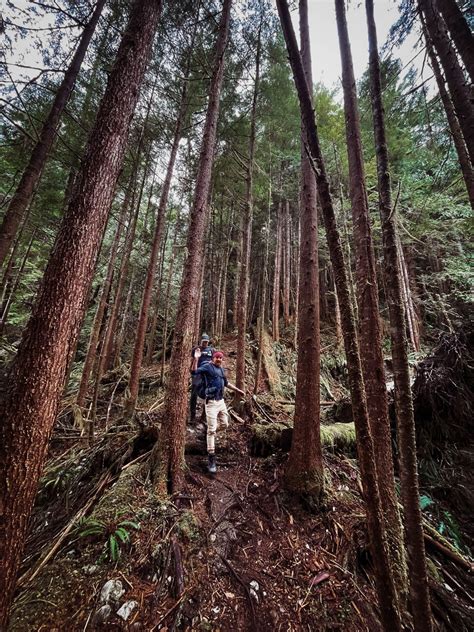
xmin=205 ymin=398 xmax=229 ymax=453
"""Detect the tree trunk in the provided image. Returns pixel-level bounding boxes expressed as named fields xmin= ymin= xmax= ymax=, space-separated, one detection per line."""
xmin=0 ymin=230 xmax=36 ymax=335
xmin=397 ymin=236 xmax=420 ymax=352
xmin=435 ymin=0 xmax=474 ymax=82
xmin=335 ymin=0 xmax=408 ymax=602
xmin=125 ymin=51 xmax=193 ymax=417
xmin=284 ymin=0 xmax=324 ymax=506
xmin=0 ymin=1 xmax=161 ymax=626
xmin=236 ymin=22 xmax=261 ymax=390
xmin=76 ymin=180 xmax=133 ymax=407
xmin=424 ymin=23 xmax=474 ymax=209
xmin=276 ymin=2 xmax=402 ymax=630
xmin=282 ymin=199 xmax=291 ymax=327
xmin=151 ymin=0 xmax=232 ymax=495
xmin=102 ymin=142 xmax=151 ymax=371
xmin=272 ymin=201 xmax=282 ymax=341
xmin=254 ymin=179 xmax=273 ymax=394
xmin=0 ymin=0 xmax=106 ymax=268
xmin=366 ymin=1 xmax=433 ymax=630
xmin=418 ymin=0 xmax=474 ymax=164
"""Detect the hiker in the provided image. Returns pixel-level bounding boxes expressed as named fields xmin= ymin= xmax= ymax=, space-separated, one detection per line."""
xmin=190 ymin=333 xmax=215 ymax=423
xmin=191 ymin=350 xmax=244 ymax=473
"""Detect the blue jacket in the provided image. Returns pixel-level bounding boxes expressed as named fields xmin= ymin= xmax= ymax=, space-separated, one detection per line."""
xmin=193 ymin=362 xmax=228 ymax=401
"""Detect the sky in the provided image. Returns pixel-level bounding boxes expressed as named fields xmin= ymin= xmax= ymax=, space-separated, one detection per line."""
xmin=300 ymin=0 xmax=423 ymax=90
xmin=2 ymin=1 xmax=426 ymax=104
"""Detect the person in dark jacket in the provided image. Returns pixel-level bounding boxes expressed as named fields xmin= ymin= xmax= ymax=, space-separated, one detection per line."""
xmin=191 ymin=350 xmax=244 ymax=473
xmin=189 ymin=333 xmax=215 ymax=423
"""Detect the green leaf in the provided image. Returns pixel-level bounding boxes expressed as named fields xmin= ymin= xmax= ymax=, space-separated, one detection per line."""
xmin=419 ymin=495 xmax=433 ymax=511
xmin=118 ymin=520 xmax=140 ymax=530
xmin=109 ymin=535 xmax=119 ymax=561
xmin=114 ymin=527 xmax=130 ymax=543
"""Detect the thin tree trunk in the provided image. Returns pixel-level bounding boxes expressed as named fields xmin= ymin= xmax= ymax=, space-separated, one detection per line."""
xmin=151 ymin=0 xmax=232 ymax=495
xmin=282 ymin=199 xmax=291 ymax=326
xmin=335 ymin=0 xmax=408 ymax=602
xmin=125 ymin=51 xmax=193 ymax=418
xmin=424 ymin=23 xmax=474 ymax=208
xmin=236 ymin=22 xmax=261 ymax=391
xmin=366 ymin=1 xmax=433 ymax=630
xmin=284 ymin=0 xmax=324 ymax=505
xmin=146 ymin=221 xmax=170 ymax=366
xmin=397 ymin=236 xmax=421 ymax=352
xmin=254 ymin=183 xmax=272 ymax=395
xmin=418 ymin=0 xmax=474 ymax=164
xmin=435 ymin=0 xmax=474 ymax=82
xmin=276 ymin=2 xmax=402 ymax=630
xmin=272 ymin=201 xmax=282 ymax=341
xmin=0 ymin=230 xmax=36 ymax=335
xmin=0 ymin=0 xmax=106 ymax=267
xmin=160 ymin=226 xmax=180 ymax=383
xmin=0 ymin=1 xmax=161 ymax=626
xmin=76 ymin=180 xmax=133 ymax=407
xmin=102 ymin=142 xmax=151 ymax=371
xmin=114 ymin=269 xmax=135 ymax=368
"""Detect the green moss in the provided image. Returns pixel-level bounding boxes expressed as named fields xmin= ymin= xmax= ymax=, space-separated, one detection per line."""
xmin=177 ymin=511 xmax=201 ymax=542
xmin=320 ymin=423 xmax=356 ymax=452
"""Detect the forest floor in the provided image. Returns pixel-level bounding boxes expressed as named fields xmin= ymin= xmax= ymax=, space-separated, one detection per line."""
xmin=8 ymin=333 xmax=474 ymax=631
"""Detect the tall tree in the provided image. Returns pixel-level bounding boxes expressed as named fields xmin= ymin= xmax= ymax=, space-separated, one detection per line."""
xmin=423 ymin=22 xmax=474 ymax=209
xmin=435 ymin=0 xmax=474 ymax=81
xmin=276 ymin=1 xmax=402 ymax=629
xmin=0 ymin=1 xmax=161 ymax=626
xmin=418 ymin=0 xmax=474 ymax=164
xmin=272 ymin=200 xmax=282 ymax=341
xmin=76 ymin=179 xmax=133 ymax=408
xmin=151 ymin=0 xmax=232 ymax=494
xmin=0 ymin=0 xmax=107 ymax=268
xmin=335 ymin=0 xmax=408 ymax=601
xmin=284 ymin=0 xmax=324 ymax=506
xmin=124 ymin=44 xmax=194 ymax=418
xmin=236 ymin=17 xmax=262 ymax=391
xmin=366 ymin=1 xmax=433 ymax=630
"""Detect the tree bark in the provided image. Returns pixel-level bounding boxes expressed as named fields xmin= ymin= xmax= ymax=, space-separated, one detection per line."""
xmin=282 ymin=199 xmax=291 ymax=326
xmin=151 ymin=0 xmax=232 ymax=495
xmin=335 ymin=0 xmax=408 ymax=602
xmin=272 ymin=201 xmax=282 ymax=341
xmin=435 ymin=0 xmax=474 ymax=82
xmin=424 ymin=23 xmax=474 ymax=209
xmin=366 ymin=1 xmax=433 ymax=630
xmin=284 ymin=0 xmax=324 ymax=505
xmin=236 ymin=21 xmax=261 ymax=391
xmin=0 ymin=0 xmax=106 ymax=268
xmin=0 ymin=1 xmax=161 ymax=626
xmin=418 ymin=0 xmax=474 ymax=164
xmin=276 ymin=2 xmax=402 ymax=630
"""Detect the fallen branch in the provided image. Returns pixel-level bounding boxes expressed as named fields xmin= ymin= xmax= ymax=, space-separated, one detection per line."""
xmin=219 ymin=555 xmax=256 ymax=625
xmin=423 ymin=527 xmax=473 ymax=573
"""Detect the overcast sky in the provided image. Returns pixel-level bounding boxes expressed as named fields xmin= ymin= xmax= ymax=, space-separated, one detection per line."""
xmin=2 ymin=1 xmax=424 ymax=98
xmin=302 ymin=0 xmax=423 ymax=90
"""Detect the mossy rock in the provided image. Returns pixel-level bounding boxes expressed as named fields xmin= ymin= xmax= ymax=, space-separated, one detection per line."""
xmin=249 ymin=422 xmax=356 ymax=457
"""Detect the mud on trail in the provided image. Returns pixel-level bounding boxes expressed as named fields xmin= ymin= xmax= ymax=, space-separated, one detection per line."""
xmin=8 ymin=334 xmax=474 ymax=631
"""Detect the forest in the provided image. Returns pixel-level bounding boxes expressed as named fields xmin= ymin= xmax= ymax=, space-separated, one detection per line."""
xmin=0 ymin=0 xmax=473 ymax=630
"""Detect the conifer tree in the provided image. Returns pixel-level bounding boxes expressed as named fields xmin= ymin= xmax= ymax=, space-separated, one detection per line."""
xmin=0 ymin=1 xmax=161 ymax=625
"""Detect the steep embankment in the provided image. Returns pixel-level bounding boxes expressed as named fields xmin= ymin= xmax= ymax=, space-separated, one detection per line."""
xmin=9 ymin=332 xmax=473 ymax=631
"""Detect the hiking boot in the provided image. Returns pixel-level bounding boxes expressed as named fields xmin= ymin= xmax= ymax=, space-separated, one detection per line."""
xmin=208 ymin=453 xmax=217 ymax=474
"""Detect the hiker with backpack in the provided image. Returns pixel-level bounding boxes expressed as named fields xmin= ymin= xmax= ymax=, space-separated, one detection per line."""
xmin=190 ymin=333 xmax=215 ymax=423
xmin=191 ymin=350 xmax=244 ymax=473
